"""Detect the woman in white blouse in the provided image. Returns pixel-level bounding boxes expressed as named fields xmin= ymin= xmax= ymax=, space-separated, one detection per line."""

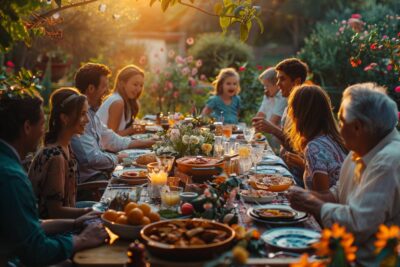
xmin=97 ymin=65 xmax=144 ymax=136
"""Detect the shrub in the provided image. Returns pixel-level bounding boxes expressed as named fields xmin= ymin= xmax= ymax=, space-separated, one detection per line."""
xmin=189 ymin=33 xmax=253 ymax=79
xmin=299 ymin=5 xmax=400 ymax=105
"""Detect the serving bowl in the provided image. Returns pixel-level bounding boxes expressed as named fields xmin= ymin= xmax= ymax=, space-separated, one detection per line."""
xmin=140 ymin=218 xmax=235 ymax=261
xmin=101 ymin=215 xmax=143 ymax=240
xmin=239 ymin=190 xmax=277 ymax=204
xmin=176 ymin=156 xmax=225 ymax=178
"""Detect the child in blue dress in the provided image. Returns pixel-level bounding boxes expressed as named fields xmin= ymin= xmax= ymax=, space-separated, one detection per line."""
xmin=201 ymin=68 xmax=241 ymax=124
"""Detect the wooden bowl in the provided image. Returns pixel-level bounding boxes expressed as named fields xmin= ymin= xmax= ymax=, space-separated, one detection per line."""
xmin=101 ymin=215 xmax=143 ymax=240
xmin=176 ymin=156 xmax=225 ymax=178
xmin=140 ymin=219 xmax=235 ymax=261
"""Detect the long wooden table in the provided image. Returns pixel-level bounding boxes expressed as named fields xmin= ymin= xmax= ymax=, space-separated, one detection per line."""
xmin=74 ymin=146 xmax=321 ymax=266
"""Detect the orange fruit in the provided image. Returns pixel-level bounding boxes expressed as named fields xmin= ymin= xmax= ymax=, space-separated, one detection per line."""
xmin=103 ymin=209 xmax=119 ymax=222
xmin=140 ymin=216 xmax=151 ymax=225
xmin=116 ymin=211 xmax=125 ymax=216
xmin=127 ymin=208 xmax=144 ymax=225
xmin=124 ymin=202 xmax=138 ymax=214
xmin=148 ymin=212 xmax=161 ymax=222
xmin=115 ymin=215 xmax=128 ymax=225
xmin=138 ymin=203 xmax=151 ymax=216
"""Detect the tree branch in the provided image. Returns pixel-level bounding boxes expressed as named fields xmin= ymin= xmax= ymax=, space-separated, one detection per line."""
xmin=178 ymin=0 xmax=235 ymax=18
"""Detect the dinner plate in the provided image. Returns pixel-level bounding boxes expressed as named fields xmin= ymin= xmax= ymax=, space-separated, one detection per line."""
xmin=131 ymin=133 xmax=155 ymax=140
xmin=258 ymin=157 xmax=281 ymax=165
xmin=113 ymin=169 xmax=148 ymax=185
xmin=146 ymin=125 xmax=163 ymax=132
xmin=262 ymin=227 xmax=320 ymax=251
xmin=247 ymin=204 xmax=307 ymax=225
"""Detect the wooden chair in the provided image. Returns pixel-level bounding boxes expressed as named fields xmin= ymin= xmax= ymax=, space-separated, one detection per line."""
xmin=77 ymin=180 xmax=109 ymax=202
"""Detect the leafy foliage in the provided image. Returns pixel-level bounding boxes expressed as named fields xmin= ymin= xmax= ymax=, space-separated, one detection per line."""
xmin=189 ymin=33 xmax=253 ymax=78
xmin=0 ymin=66 xmax=43 ymax=99
xmin=298 ymin=5 xmax=400 ymax=105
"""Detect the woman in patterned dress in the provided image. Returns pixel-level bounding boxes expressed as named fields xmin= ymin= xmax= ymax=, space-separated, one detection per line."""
xmin=285 ymin=85 xmax=347 ymax=191
xmin=29 ymin=87 xmax=92 ymax=219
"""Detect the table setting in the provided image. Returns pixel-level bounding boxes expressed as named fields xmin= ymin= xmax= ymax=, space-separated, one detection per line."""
xmin=74 ymin=124 xmax=324 ymax=266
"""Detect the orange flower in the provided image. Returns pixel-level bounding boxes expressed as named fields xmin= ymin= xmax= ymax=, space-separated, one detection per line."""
xmin=252 ymin=229 xmax=261 ymax=240
xmin=290 ymin=254 xmax=325 ymax=267
xmin=375 ymin=224 xmax=400 ymax=252
xmin=350 ymin=57 xmax=362 ymax=67
xmin=313 ymin=223 xmax=357 ymax=263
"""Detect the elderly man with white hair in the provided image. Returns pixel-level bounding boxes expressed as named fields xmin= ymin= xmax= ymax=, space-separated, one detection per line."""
xmin=287 ymin=83 xmax=400 ymax=266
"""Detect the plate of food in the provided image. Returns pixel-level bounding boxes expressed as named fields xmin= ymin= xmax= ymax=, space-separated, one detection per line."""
xmin=250 ymin=174 xmax=294 ymax=192
xmin=133 ymin=153 xmax=157 ymax=168
xmin=247 ymin=204 xmax=307 ymax=225
xmin=239 ymin=189 xmax=277 ymax=204
xmin=140 ymin=219 xmax=235 ymax=261
xmin=262 ymin=227 xmax=320 ymax=251
xmin=146 ymin=125 xmax=163 ymax=132
xmin=115 ymin=170 xmax=148 ymax=185
xmin=131 ymin=133 xmax=156 ymax=140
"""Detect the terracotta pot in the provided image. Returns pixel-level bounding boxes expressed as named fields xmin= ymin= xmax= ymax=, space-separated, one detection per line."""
xmin=175 ymin=156 xmax=225 ymax=178
xmin=140 ymin=219 xmax=235 ymax=261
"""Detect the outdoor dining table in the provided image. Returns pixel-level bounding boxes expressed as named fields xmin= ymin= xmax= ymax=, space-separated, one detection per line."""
xmin=73 ymin=140 xmax=321 ymax=267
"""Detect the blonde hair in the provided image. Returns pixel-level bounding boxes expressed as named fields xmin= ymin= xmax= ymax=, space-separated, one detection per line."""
xmin=111 ymin=64 xmax=144 ymax=119
xmin=212 ymin=68 xmax=241 ymax=95
xmin=285 ymin=85 xmax=346 ymax=153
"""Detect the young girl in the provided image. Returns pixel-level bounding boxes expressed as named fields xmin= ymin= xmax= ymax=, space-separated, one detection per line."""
xmin=97 ymin=64 xmax=144 ymax=136
xmin=202 ymin=68 xmax=241 ymax=124
xmin=29 ymin=88 xmax=92 ymax=219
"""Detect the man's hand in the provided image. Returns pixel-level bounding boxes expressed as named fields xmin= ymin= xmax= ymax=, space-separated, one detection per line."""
xmin=252 ymin=117 xmax=276 ymax=134
xmin=283 ymin=151 xmax=305 ymax=170
xmin=73 ymin=223 xmax=109 ymax=251
xmin=286 ymin=187 xmax=324 ymax=219
xmin=117 ymin=153 xmax=129 ymax=163
xmin=74 ymin=210 xmax=102 ymax=230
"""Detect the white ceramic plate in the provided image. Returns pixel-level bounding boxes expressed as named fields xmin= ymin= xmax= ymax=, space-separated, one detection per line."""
xmin=262 ymin=227 xmax=320 ymax=251
xmin=239 ymin=190 xmax=277 ymax=204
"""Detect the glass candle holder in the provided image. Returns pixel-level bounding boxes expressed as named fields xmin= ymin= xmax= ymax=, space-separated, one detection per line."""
xmin=147 ymin=167 xmax=168 ymax=200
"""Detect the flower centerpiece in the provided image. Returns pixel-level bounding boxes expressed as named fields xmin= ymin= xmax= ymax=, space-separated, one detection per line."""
xmin=153 ymin=122 xmax=214 ymax=158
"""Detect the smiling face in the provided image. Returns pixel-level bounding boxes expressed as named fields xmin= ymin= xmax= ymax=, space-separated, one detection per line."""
xmin=74 ymin=100 xmax=89 ymax=135
xmin=124 ymin=74 xmax=144 ymax=100
xmin=262 ymin=79 xmax=279 ymax=98
xmin=221 ymin=75 xmax=239 ymax=97
xmin=277 ymin=71 xmax=298 ymax=98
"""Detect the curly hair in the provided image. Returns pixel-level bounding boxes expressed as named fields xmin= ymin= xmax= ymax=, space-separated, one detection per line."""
xmin=74 ymin=63 xmax=111 ymax=93
xmin=276 ymin=58 xmax=308 ymax=84
xmin=212 ymin=68 xmax=241 ymax=95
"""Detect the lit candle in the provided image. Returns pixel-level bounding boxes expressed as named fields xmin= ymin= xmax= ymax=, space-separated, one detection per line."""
xmin=148 ymin=170 xmax=168 ymax=186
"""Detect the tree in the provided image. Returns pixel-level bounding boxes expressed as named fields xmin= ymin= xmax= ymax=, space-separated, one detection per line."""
xmin=0 ymin=0 xmax=264 ymax=52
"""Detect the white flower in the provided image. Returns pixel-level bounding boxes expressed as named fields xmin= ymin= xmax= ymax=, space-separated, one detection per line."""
xmin=182 ymin=135 xmax=190 ymax=144
xmin=198 ymin=136 xmax=205 ymax=144
xmin=170 ymin=129 xmax=180 ymax=142
xmin=189 ymin=135 xmax=200 ymax=145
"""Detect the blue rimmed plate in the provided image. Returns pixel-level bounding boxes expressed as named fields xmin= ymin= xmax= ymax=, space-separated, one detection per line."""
xmin=262 ymin=227 xmax=320 ymax=251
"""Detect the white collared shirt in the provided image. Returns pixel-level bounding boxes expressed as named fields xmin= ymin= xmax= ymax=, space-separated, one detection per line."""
xmin=321 ymin=128 xmax=400 ymax=266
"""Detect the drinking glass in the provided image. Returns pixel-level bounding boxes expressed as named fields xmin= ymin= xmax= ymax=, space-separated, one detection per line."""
xmin=243 ymin=127 xmax=255 ymax=143
xmin=213 ymin=136 xmax=224 ymax=157
xmin=156 ymin=155 xmax=175 ymax=173
xmin=222 ymin=125 xmax=232 ymax=140
xmin=251 ymin=144 xmax=265 ymax=174
xmin=160 ymin=186 xmax=183 ymax=211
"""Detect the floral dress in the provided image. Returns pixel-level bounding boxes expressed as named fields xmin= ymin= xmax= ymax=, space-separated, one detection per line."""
xmin=28 ymin=145 xmax=78 ymax=219
xmin=303 ymin=135 xmax=347 ymax=190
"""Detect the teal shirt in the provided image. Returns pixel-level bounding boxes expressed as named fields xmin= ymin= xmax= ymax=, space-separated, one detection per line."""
xmin=0 ymin=141 xmax=73 ymax=266
xmin=206 ymin=95 xmax=241 ymax=124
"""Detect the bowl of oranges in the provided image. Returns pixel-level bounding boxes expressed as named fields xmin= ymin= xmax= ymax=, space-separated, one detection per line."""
xmin=101 ymin=202 xmax=161 ymax=240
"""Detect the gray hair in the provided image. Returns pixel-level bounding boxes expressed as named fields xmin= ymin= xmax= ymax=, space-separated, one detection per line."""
xmin=341 ymin=82 xmax=398 ymax=137
xmin=258 ymin=67 xmax=277 ymax=84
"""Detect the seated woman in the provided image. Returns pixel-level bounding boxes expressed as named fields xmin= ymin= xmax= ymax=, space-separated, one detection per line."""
xmin=29 ymin=88 xmax=92 ymax=219
xmin=285 ymin=85 xmax=347 ymax=191
xmin=97 ymin=64 xmax=145 ymax=136
xmin=256 ymin=67 xmax=287 ymax=126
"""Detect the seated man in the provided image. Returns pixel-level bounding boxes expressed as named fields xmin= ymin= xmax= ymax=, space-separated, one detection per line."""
xmin=0 ymin=88 xmax=108 ymax=266
xmin=71 ymin=63 xmax=155 ymax=183
xmin=287 ymin=83 xmax=400 ymax=266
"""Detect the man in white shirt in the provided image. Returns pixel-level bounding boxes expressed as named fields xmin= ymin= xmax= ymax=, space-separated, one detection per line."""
xmin=71 ymin=63 xmax=154 ymax=183
xmin=287 ymin=83 xmax=400 ymax=266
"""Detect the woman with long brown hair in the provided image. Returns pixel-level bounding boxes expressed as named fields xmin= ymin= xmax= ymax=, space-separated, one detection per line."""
xmin=97 ymin=64 xmax=144 ymax=136
xmin=29 ymin=88 xmax=93 ymax=219
xmin=285 ymin=85 xmax=347 ymax=191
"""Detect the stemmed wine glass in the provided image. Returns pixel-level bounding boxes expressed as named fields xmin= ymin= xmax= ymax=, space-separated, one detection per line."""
xmin=243 ymin=127 xmax=255 ymax=143
xmin=251 ymin=143 xmax=264 ymax=174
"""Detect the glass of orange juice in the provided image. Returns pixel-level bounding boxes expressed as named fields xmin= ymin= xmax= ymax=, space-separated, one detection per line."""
xmin=222 ymin=125 xmax=232 ymax=140
xmin=160 ymin=186 xmax=183 ymax=211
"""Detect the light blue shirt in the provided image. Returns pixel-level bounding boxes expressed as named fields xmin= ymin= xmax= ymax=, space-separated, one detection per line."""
xmin=206 ymin=95 xmax=241 ymax=124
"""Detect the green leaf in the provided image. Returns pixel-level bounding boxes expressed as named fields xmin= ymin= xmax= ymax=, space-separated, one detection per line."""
xmin=214 ymin=3 xmax=223 ymax=15
xmin=240 ymin=21 xmax=250 ymax=41
xmin=219 ymin=16 xmax=231 ymax=33
xmin=55 ymin=0 xmax=62 ymax=7
xmin=254 ymin=16 xmax=264 ymax=33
